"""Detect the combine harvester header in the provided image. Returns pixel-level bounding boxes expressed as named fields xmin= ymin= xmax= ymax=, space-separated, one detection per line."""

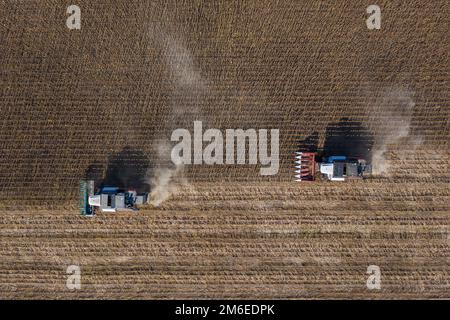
xmin=295 ymin=152 xmax=316 ymax=181
xmin=79 ymin=180 xmax=148 ymax=216
xmin=295 ymin=152 xmax=371 ymax=182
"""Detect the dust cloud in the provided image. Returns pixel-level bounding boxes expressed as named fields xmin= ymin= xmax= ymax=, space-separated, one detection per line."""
xmin=148 ymin=141 xmax=188 ymax=207
xmin=367 ymin=88 xmax=420 ymax=175
xmin=146 ymin=25 xmax=206 ymax=206
xmin=149 ymin=164 xmax=185 ymax=206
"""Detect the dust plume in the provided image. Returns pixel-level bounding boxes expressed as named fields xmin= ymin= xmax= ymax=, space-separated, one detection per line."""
xmin=367 ymin=88 xmax=419 ymax=175
xmin=149 ymin=164 xmax=185 ymax=206
xmin=148 ymin=24 xmax=208 ymax=117
xmin=146 ymin=25 xmax=207 ymax=206
xmin=148 ymin=141 xmax=188 ymax=207
xmin=159 ymin=33 xmax=206 ymax=90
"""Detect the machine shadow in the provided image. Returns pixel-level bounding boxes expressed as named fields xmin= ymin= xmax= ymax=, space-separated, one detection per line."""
xmin=298 ymin=131 xmax=319 ymax=153
xmin=298 ymin=118 xmax=374 ymax=161
xmin=85 ymin=146 xmax=151 ymax=193
xmin=322 ymin=117 xmax=374 ymax=160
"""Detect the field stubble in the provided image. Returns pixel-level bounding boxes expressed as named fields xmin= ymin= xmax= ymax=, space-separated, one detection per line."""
xmin=0 ymin=181 xmax=448 ymax=299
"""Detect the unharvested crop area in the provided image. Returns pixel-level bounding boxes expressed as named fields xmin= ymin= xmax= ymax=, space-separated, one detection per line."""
xmin=0 ymin=1 xmax=449 ymax=298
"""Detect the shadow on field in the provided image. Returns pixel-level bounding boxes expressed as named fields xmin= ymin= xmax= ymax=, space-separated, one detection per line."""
xmin=323 ymin=117 xmax=374 ymax=160
xmin=85 ymin=147 xmax=151 ymax=193
xmin=298 ymin=117 xmax=374 ymax=161
xmin=298 ymin=132 xmax=319 ymax=153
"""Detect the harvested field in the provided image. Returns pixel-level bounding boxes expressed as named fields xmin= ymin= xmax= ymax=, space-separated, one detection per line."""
xmin=0 ymin=0 xmax=449 ymax=299
xmin=0 ymin=181 xmax=449 ymax=299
